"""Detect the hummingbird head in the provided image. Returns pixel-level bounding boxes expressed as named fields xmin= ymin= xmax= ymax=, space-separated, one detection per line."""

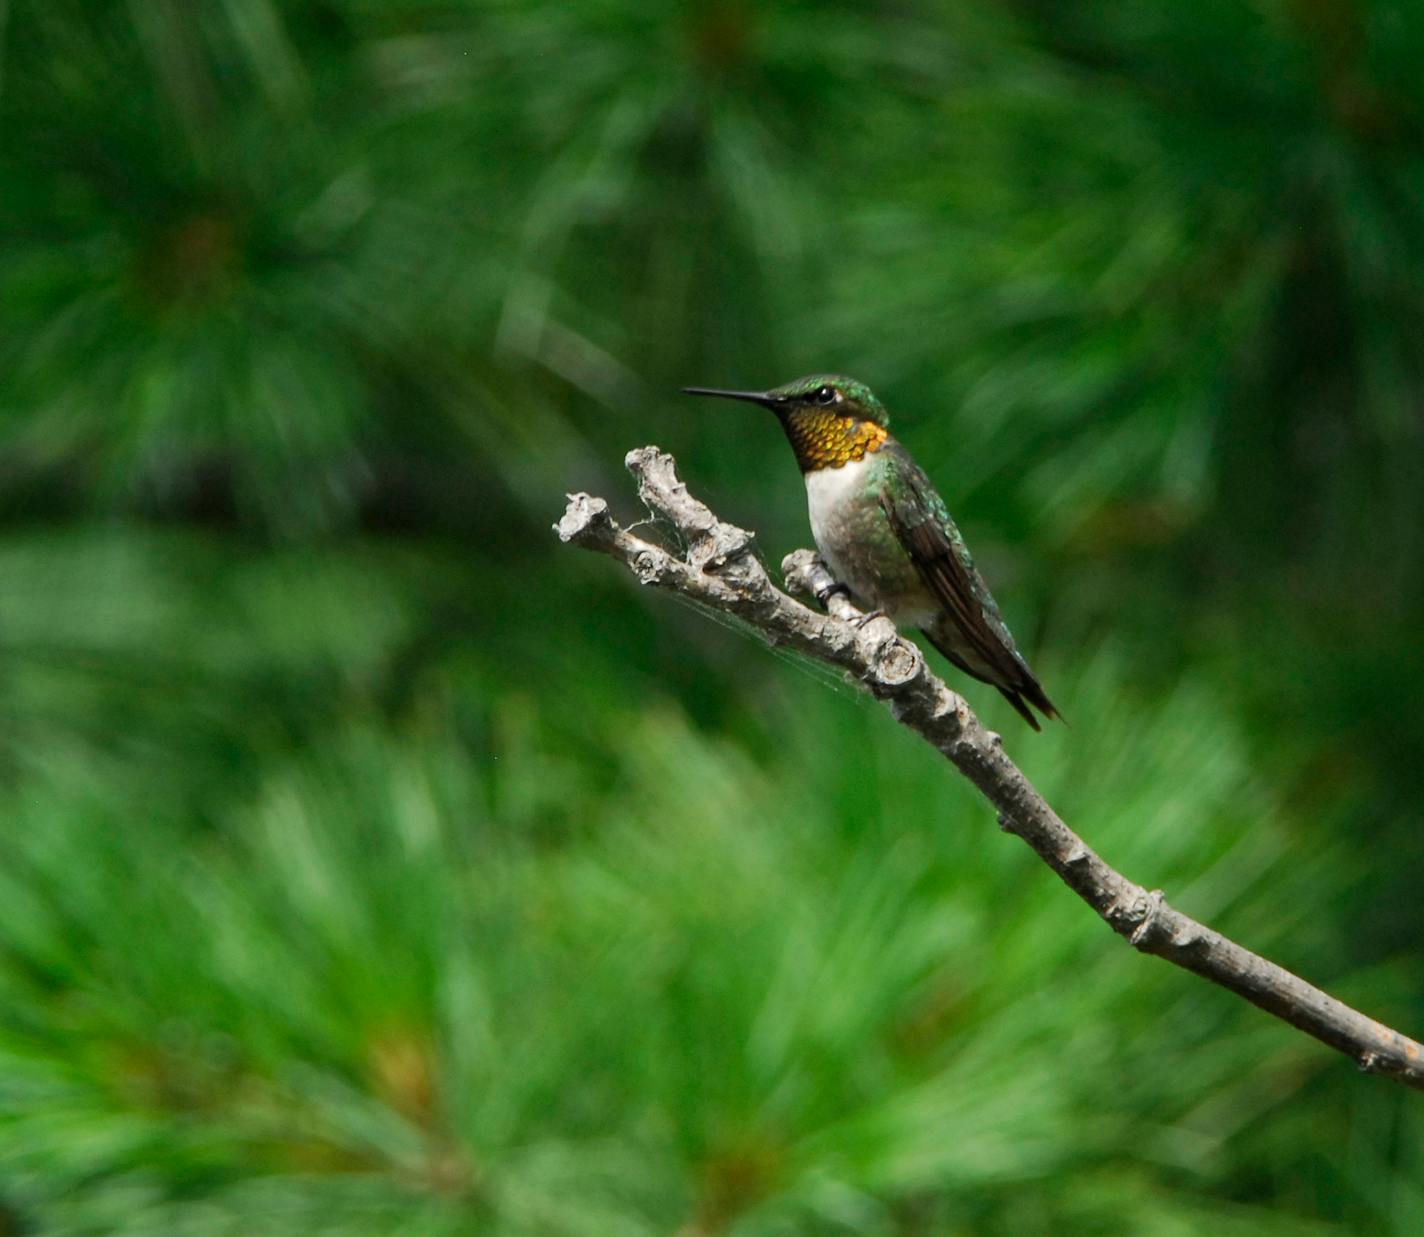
xmin=682 ymin=374 xmax=891 ymax=472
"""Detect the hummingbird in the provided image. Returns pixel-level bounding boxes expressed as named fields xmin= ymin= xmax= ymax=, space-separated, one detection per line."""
xmin=683 ymin=374 xmax=1058 ymax=729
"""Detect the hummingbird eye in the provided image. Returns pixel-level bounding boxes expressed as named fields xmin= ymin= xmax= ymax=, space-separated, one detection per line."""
xmin=814 ymin=385 xmax=837 ymax=405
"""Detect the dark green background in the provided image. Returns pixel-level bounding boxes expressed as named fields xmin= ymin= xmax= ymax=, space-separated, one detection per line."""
xmin=2 ymin=2 xmax=1422 ymax=1232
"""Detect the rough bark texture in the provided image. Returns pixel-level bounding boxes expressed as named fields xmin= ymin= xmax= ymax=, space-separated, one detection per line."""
xmin=556 ymin=445 xmax=1424 ymax=1092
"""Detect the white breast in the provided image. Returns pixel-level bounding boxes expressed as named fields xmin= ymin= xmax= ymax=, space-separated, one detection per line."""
xmin=804 ymin=456 xmax=873 ymax=548
xmin=803 ymin=457 xmax=877 ymax=605
xmin=802 ymin=456 xmax=936 ymax=625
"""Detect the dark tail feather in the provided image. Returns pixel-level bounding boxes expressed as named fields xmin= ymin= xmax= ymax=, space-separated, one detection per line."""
xmin=998 ymin=687 xmax=1042 ymax=731
xmin=1015 ymin=673 xmax=1062 ymax=729
xmin=920 ymin=625 xmax=1060 ymax=731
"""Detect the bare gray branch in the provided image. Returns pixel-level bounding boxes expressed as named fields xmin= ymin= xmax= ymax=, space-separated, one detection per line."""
xmin=556 ymin=445 xmax=1424 ymax=1091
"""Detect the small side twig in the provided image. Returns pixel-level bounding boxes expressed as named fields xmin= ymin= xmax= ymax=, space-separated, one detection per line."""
xmin=556 ymin=445 xmax=1424 ymax=1091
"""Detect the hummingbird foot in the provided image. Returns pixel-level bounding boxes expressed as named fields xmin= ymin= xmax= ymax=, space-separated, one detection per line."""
xmin=851 ymin=608 xmax=890 ymax=629
xmin=815 ymin=580 xmax=852 ymax=609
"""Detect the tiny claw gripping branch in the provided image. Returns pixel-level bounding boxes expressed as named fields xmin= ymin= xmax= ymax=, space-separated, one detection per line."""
xmin=556 ymin=445 xmax=1424 ymax=1092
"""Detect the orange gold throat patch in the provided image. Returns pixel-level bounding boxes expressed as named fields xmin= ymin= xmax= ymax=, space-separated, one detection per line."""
xmin=784 ymin=411 xmax=888 ymax=472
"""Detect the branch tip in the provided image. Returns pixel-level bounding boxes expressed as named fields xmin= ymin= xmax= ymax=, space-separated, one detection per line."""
xmin=555 ymin=493 xmax=615 ymax=546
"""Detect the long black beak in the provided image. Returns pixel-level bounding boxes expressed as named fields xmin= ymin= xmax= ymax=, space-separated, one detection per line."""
xmin=682 ymin=386 xmax=784 ymax=410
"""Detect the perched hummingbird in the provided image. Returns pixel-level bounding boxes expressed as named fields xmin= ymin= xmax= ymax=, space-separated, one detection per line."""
xmin=684 ymin=374 xmax=1058 ymax=729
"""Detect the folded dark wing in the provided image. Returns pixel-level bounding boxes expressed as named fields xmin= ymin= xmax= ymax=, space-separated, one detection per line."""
xmin=878 ymin=444 xmax=1057 ymax=724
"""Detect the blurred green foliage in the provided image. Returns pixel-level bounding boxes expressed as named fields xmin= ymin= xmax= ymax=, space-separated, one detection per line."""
xmin=1 ymin=1 xmax=1423 ymax=1232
